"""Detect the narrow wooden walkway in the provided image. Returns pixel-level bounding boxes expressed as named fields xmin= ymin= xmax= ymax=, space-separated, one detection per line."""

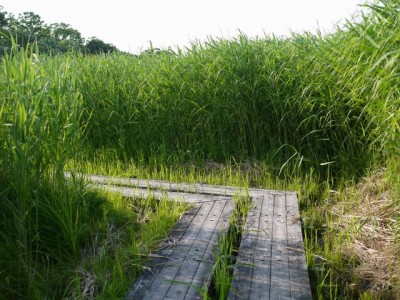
xmin=67 ymin=173 xmax=311 ymax=299
xmin=228 ymin=195 xmax=311 ymax=300
xmin=127 ymin=199 xmax=234 ymax=300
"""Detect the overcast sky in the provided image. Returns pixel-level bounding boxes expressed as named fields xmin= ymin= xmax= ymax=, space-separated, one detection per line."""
xmin=1 ymin=0 xmax=366 ymax=53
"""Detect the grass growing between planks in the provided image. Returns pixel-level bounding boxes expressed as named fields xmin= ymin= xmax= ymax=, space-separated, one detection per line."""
xmin=205 ymin=193 xmax=251 ymax=300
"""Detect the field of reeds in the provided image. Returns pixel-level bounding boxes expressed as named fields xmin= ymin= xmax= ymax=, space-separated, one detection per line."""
xmin=1 ymin=0 xmax=399 ymax=298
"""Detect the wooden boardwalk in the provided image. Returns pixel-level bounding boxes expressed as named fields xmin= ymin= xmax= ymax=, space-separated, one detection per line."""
xmin=68 ymin=173 xmax=311 ymax=299
xmin=127 ymin=199 xmax=234 ymax=300
xmin=228 ymin=195 xmax=311 ymax=300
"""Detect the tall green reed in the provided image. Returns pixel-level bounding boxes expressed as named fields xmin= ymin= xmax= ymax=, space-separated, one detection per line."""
xmin=72 ymin=1 xmax=398 ymax=182
xmin=0 ymin=42 xmax=86 ymax=298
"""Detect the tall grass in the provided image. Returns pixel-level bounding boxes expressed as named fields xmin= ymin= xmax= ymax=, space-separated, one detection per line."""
xmin=0 ymin=42 xmax=86 ymax=297
xmin=73 ymin=0 xmax=398 ymax=181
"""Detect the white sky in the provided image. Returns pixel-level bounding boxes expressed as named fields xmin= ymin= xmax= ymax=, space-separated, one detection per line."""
xmin=1 ymin=0 xmax=365 ymax=53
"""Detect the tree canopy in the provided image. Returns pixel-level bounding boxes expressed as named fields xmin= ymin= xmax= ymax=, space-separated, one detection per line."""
xmin=86 ymin=37 xmax=116 ymax=54
xmin=0 ymin=6 xmax=118 ymax=55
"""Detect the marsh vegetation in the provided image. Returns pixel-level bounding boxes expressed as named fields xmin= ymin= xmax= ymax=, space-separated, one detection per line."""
xmin=1 ymin=0 xmax=399 ymax=298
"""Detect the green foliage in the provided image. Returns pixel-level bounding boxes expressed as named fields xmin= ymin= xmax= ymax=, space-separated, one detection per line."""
xmin=69 ymin=192 xmax=187 ymax=299
xmin=0 ymin=7 xmax=118 ymax=55
xmin=207 ymin=193 xmax=251 ymax=299
xmin=0 ymin=6 xmax=7 ymax=28
xmin=85 ymin=37 xmax=117 ymax=54
xmin=75 ymin=0 xmax=399 ymax=180
xmin=0 ymin=41 xmax=84 ymax=298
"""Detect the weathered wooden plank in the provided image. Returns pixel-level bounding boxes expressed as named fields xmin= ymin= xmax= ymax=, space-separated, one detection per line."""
xmin=143 ymin=201 xmax=215 ymax=300
xmin=228 ymin=195 xmax=276 ymax=300
xmin=65 ymin=172 xmax=296 ymax=199
xmin=127 ymin=198 xmax=235 ymax=299
xmin=126 ymin=204 xmax=201 ymax=299
xmin=269 ymin=193 xmax=291 ymax=299
xmin=93 ymin=184 xmax=231 ymax=203
xmin=164 ymin=200 xmax=224 ymax=298
xmin=228 ymin=193 xmax=308 ymax=300
xmin=166 ymin=200 xmax=234 ymax=299
xmin=126 ymin=201 xmax=213 ymax=299
xmin=184 ymin=199 xmax=234 ymax=300
xmin=228 ymin=196 xmax=263 ymax=299
xmin=248 ymin=195 xmax=273 ymax=300
xmin=286 ymin=193 xmax=312 ymax=299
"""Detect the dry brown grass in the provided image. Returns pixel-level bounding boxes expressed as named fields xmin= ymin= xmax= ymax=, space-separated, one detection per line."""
xmin=331 ymin=169 xmax=400 ymax=298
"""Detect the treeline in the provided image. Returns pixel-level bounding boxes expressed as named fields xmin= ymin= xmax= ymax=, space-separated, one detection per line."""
xmin=0 ymin=6 xmax=118 ymax=55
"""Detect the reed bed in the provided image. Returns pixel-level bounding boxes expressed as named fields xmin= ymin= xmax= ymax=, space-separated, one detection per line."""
xmin=72 ymin=1 xmax=398 ymax=181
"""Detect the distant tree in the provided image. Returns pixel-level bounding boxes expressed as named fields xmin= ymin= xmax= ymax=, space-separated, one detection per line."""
xmin=85 ymin=37 xmax=116 ymax=54
xmin=0 ymin=6 xmax=10 ymax=53
xmin=0 ymin=6 xmax=7 ymax=28
xmin=0 ymin=6 xmax=118 ymax=56
xmin=14 ymin=12 xmax=45 ymax=46
xmin=17 ymin=12 xmax=43 ymax=35
xmin=47 ymin=22 xmax=84 ymax=52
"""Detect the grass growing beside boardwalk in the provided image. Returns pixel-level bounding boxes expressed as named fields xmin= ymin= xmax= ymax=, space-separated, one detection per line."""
xmin=1 ymin=0 xmax=400 ymax=298
xmin=0 ymin=173 xmax=187 ymax=299
xmin=302 ymin=161 xmax=400 ymax=299
xmin=0 ymin=43 xmax=187 ymax=298
xmin=70 ymin=191 xmax=187 ymax=299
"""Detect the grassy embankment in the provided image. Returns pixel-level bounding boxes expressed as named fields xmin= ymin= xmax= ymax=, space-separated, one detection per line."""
xmin=1 ymin=0 xmax=399 ymax=298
